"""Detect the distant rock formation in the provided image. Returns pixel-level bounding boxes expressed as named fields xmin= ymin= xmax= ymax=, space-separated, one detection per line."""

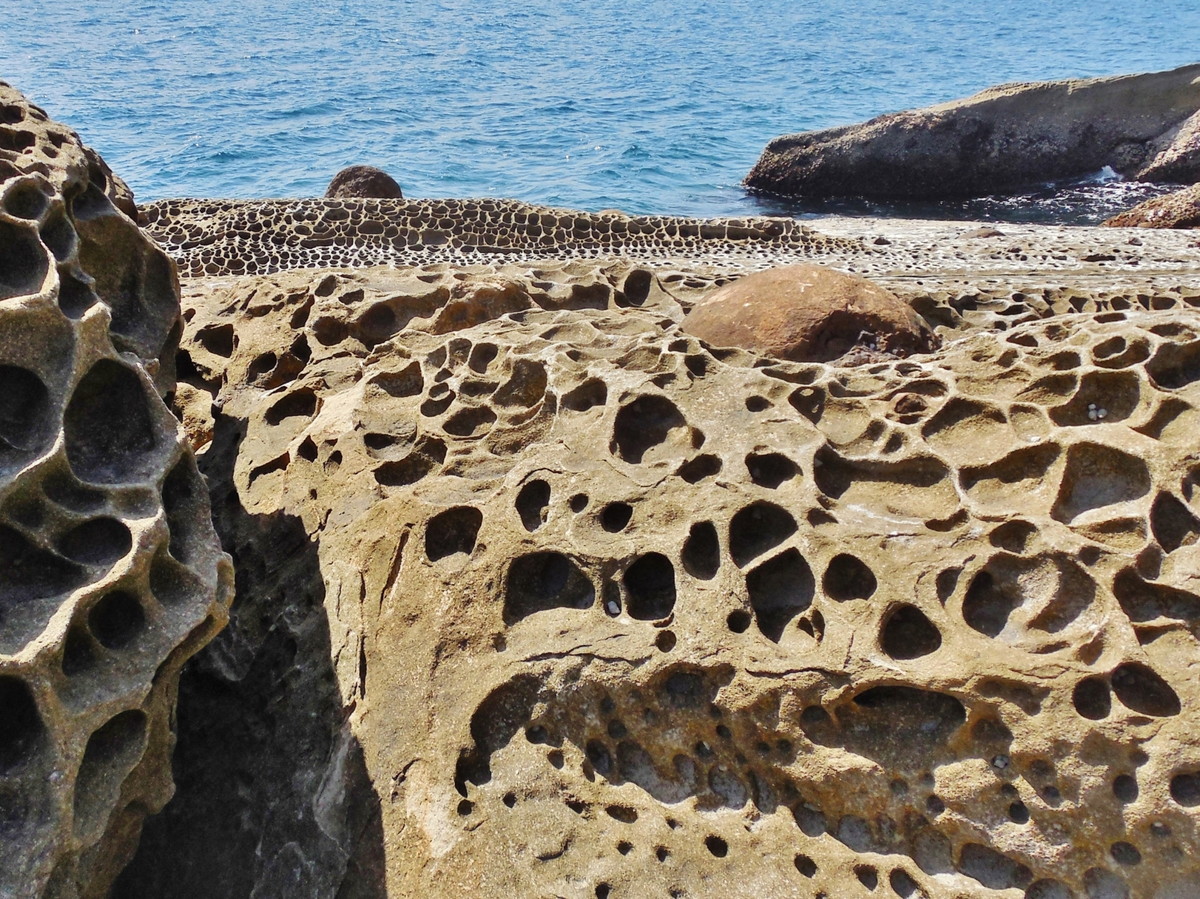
xmin=325 ymin=165 xmax=403 ymax=199
xmin=746 ymin=65 xmax=1200 ymax=201
xmin=681 ymin=263 xmax=937 ymax=362
xmin=0 ymin=82 xmax=231 ymax=897
xmin=1105 ymin=183 xmax=1200 ymax=228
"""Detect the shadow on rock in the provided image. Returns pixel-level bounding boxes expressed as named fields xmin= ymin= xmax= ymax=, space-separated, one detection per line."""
xmin=112 ymin=411 xmax=386 ymax=899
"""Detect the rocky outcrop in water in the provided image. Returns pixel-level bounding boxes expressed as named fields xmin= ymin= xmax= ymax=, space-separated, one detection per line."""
xmin=325 ymin=165 xmax=404 ymax=200
xmin=1105 ymin=183 xmax=1200 ymax=229
xmin=0 ymin=83 xmax=232 ymax=898
xmin=113 ymin=206 xmax=1200 ymax=897
xmin=745 ymin=65 xmax=1200 ymax=201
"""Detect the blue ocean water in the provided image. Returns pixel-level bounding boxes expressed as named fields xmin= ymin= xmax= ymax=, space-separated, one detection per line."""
xmin=2 ymin=0 xmax=1198 ymax=221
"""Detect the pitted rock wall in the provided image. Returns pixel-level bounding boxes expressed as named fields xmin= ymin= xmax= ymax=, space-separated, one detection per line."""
xmin=0 ymin=83 xmax=232 ymax=898
xmin=134 ymin=253 xmax=1200 ymax=898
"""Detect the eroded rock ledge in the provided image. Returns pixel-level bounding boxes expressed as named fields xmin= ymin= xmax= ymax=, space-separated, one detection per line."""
xmin=113 ymin=223 xmax=1200 ymax=897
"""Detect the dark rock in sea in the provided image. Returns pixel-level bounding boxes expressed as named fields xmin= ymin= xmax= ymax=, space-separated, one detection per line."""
xmin=745 ymin=64 xmax=1200 ymax=201
xmin=1104 ymin=182 xmax=1200 ymax=228
xmin=681 ymin=263 xmax=938 ymax=363
xmin=325 ymin=165 xmax=404 ymax=199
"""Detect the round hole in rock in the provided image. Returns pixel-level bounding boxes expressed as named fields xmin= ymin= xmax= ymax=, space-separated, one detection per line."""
xmin=58 ymin=273 xmax=96 ymax=318
xmin=682 ymin=521 xmax=720 ymax=579
xmin=880 ymin=604 xmax=941 ymax=659
xmin=505 ymin=552 xmax=594 ymax=623
xmin=610 ymin=394 xmax=687 ymax=464
xmin=1170 ymin=772 xmax=1200 ymax=806
xmin=726 ymin=610 xmax=751 ymax=633
xmin=729 ymin=501 xmax=796 ymax=568
xmin=1072 ymin=677 xmax=1111 ymax=720
xmin=515 ymin=480 xmax=551 ymax=532
xmin=677 ymin=453 xmax=722 ymax=483
xmin=794 ymin=854 xmax=817 ymax=877
xmin=3 ymin=179 xmax=48 ymax=219
xmin=425 ymin=506 xmax=482 ymax=561
xmin=56 ymin=517 xmax=132 ymax=566
xmin=0 ymin=677 xmax=44 ymax=774
xmin=562 ymin=378 xmax=607 ymax=412
xmin=0 ymin=364 xmax=51 ymax=461
xmin=704 ymin=835 xmax=728 ymax=858
xmin=854 ymin=865 xmax=878 ymax=890
xmin=1008 ymin=801 xmax=1029 ymax=824
xmin=569 ymin=493 xmax=589 ymax=513
xmin=64 ymin=359 xmax=157 ymax=484
xmin=624 ymin=553 xmax=676 ymax=619
xmin=745 ymin=451 xmax=797 ymax=489
xmin=1110 ymin=841 xmax=1141 ymax=866
xmin=822 ymin=553 xmax=877 ymax=600
xmin=655 ymin=630 xmax=677 ymax=652
xmin=1112 ymin=774 xmax=1138 ymax=803
xmin=747 ymin=549 xmax=813 ymax=642
xmin=600 ymin=502 xmax=632 ymax=532
xmin=889 ymin=869 xmax=920 ymax=898
xmin=1110 ymin=662 xmax=1181 ymax=717
xmin=88 ymin=590 xmax=145 ymax=649
xmin=0 ymin=217 xmax=48 ymax=301
xmin=745 ymin=396 xmax=770 ymax=412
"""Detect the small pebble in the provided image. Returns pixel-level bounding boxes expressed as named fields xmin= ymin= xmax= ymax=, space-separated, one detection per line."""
xmin=992 ymin=755 xmax=1010 ymax=769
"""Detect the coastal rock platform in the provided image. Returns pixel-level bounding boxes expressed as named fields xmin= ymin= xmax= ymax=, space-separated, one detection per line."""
xmin=116 ymin=194 xmax=1200 ymax=899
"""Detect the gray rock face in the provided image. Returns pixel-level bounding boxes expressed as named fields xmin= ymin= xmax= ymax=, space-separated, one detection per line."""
xmin=746 ymin=65 xmax=1200 ymax=201
xmin=0 ymin=82 xmax=232 ymax=898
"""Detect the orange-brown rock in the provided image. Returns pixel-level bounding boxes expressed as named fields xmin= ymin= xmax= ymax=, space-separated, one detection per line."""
xmin=681 ymin=263 xmax=938 ymax=362
xmin=1105 ymin=182 xmax=1200 ymax=229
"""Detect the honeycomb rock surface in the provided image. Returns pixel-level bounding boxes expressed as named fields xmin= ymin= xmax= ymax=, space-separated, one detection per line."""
xmin=745 ymin=64 xmax=1200 ymax=201
xmin=0 ymin=82 xmax=232 ymax=898
xmin=325 ymin=165 xmax=404 ymax=200
xmin=122 ymin=239 xmax=1200 ymax=897
xmin=681 ymin=263 xmax=938 ymax=362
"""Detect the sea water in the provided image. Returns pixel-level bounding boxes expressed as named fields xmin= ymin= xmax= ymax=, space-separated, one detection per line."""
xmin=2 ymin=0 xmax=1198 ymax=222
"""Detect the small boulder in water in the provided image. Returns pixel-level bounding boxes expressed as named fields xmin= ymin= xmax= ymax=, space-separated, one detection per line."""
xmin=325 ymin=165 xmax=404 ymax=199
xmin=681 ymin=263 xmax=938 ymax=363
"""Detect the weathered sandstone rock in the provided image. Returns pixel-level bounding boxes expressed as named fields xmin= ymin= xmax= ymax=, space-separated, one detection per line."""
xmin=0 ymin=83 xmax=232 ymax=897
xmin=1105 ymin=182 xmax=1200 ymax=229
xmin=325 ymin=165 xmax=404 ymax=200
xmin=746 ymin=65 xmax=1200 ymax=201
xmin=681 ymin=263 xmax=938 ymax=362
xmin=118 ymin=228 xmax=1200 ymax=897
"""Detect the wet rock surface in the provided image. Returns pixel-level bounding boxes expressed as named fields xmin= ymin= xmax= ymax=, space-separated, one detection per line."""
xmin=119 ymin=225 xmax=1200 ymax=896
xmin=745 ymin=64 xmax=1200 ymax=202
xmin=1105 ymin=182 xmax=1200 ymax=229
xmin=0 ymin=82 xmax=231 ymax=898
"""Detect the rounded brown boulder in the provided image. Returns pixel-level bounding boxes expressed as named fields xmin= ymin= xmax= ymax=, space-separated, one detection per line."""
xmin=681 ymin=263 xmax=937 ymax=363
xmin=325 ymin=164 xmax=404 ymax=199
